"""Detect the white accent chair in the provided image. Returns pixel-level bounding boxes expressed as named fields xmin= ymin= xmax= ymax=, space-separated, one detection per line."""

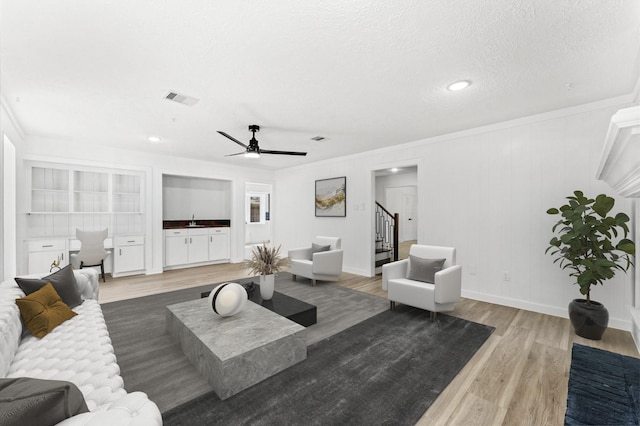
xmin=382 ymin=245 xmax=462 ymax=320
xmin=288 ymin=236 xmax=343 ymax=286
xmin=70 ymin=229 xmax=109 ymax=282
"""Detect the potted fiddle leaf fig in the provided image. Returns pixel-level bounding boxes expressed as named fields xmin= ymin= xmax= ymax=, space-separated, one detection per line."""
xmin=546 ymin=190 xmax=635 ymax=340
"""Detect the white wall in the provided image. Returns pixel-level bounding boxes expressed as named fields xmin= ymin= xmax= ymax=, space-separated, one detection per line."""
xmin=274 ymin=100 xmax=637 ymax=330
xmin=162 ymin=175 xmax=231 ymax=220
xmin=375 ymin=169 xmax=417 ymax=205
xmin=375 ymin=169 xmax=418 ymax=206
xmin=3 ymin=136 xmax=16 ymax=279
xmin=1 ymin=98 xmax=25 ymax=280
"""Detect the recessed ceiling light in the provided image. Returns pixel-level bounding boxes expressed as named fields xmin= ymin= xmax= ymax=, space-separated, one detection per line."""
xmin=147 ymin=136 xmax=161 ymax=143
xmin=447 ymin=80 xmax=471 ymax=91
xmin=390 ymin=168 xmax=399 ymax=173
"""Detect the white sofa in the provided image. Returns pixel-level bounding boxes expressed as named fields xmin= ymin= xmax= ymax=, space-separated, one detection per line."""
xmin=0 ymin=268 xmax=162 ymax=425
xmin=288 ymin=236 xmax=343 ymax=286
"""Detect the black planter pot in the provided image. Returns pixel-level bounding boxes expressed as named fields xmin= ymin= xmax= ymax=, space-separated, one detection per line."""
xmin=568 ymin=299 xmax=609 ymax=340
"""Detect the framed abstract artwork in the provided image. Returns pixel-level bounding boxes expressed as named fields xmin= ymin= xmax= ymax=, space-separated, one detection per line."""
xmin=315 ymin=176 xmax=346 ymax=217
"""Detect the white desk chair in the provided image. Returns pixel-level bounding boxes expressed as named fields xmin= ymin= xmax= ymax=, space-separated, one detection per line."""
xmin=70 ymin=229 xmax=109 ymax=282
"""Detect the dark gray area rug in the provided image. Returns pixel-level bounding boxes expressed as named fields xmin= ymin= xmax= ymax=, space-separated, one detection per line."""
xmin=565 ymin=343 xmax=640 ymax=425
xmin=101 ymin=273 xmax=389 ymax=411
xmin=162 ymin=305 xmax=494 ymax=426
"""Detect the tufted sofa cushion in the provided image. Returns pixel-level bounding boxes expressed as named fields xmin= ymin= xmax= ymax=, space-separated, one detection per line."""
xmin=73 ymin=268 xmax=100 ymax=300
xmin=0 ymin=271 xmax=161 ymax=425
xmin=0 ymin=280 xmax=25 ymax=378
xmin=6 ymin=299 xmax=127 ymax=411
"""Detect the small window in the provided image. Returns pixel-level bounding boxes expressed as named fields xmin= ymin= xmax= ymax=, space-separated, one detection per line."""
xmin=246 ymin=193 xmax=268 ymax=224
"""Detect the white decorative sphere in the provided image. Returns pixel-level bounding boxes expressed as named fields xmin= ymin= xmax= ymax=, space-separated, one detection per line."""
xmin=208 ymin=283 xmax=248 ymax=317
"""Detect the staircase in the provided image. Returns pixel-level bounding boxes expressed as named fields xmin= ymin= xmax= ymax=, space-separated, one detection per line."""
xmin=375 ymin=202 xmax=398 ymax=274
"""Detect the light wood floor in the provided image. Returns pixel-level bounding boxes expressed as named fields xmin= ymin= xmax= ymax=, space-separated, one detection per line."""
xmin=398 ymin=239 xmax=416 ymax=260
xmin=100 ymin=263 xmax=639 ymax=426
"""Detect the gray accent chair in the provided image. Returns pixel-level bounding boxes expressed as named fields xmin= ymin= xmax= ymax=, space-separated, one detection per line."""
xmin=288 ymin=236 xmax=343 ymax=286
xmin=382 ymin=245 xmax=462 ymax=320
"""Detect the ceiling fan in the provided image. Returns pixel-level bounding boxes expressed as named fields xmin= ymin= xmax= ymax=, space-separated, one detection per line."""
xmin=218 ymin=124 xmax=307 ymax=158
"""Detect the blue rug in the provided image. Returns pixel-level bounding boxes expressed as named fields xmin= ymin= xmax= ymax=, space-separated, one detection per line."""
xmin=565 ymin=344 xmax=640 ymax=425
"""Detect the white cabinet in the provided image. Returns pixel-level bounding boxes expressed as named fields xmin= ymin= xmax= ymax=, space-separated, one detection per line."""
xmin=208 ymin=228 xmax=230 ymax=261
xmin=27 ymin=239 xmax=68 ymax=275
xmin=164 ymin=229 xmax=211 ymax=267
xmin=165 ymin=229 xmax=189 ymax=267
xmin=188 ymin=229 xmax=209 ymax=264
xmin=114 ymin=236 xmax=144 ymax=276
xmin=164 ymin=227 xmax=230 ymax=268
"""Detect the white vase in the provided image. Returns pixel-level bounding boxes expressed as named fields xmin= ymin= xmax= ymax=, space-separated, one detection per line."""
xmin=260 ymin=274 xmax=275 ymax=300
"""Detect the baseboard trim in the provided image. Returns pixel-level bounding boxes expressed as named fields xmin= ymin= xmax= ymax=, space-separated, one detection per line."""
xmin=630 ymin=307 xmax=640 ymax=353
xmin=461 ymin=289 xmax=631 ymax=332
xmin=343 ymin=266 xmax=370 ymax=276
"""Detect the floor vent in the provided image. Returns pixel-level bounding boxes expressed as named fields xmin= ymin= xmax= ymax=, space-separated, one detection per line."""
xmin=164 ymin=91 xmax=199 ymax=106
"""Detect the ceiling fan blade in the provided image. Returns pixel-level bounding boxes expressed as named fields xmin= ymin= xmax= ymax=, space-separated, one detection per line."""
xmin=217 ymin=131 xmax=248 ymax=148
xmin=225 ymin=151 xmax=246 ymax=157
xmin=260 ymin=149 xmax=307 ymax=156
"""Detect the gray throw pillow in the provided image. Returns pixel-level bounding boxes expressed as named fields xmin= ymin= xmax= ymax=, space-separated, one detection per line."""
xmin=310 ymin=243 xmax=331 ymax=260
xmin=0 ymin=377 xmax=89 ymax=426
xmin=407 ymin=256 xmax=446 ymax=284
xmin=16 ymin=264 xmax=83 ymax=308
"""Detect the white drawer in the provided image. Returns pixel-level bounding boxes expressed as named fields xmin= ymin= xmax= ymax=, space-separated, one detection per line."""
xmin=69 ymin=238 xmax=113 ymax=251
xmin=115 ymin=236 xmax=144 ymax=246
xmin=188 ymin=228 xmax=209 ymax=236
xmin=27 ymin=239 xmax=66 ymax=252
xmin=165 ymin=229 xmax=188 ymax=237
xmin=209 ymin=227 xmax=229 ymax=235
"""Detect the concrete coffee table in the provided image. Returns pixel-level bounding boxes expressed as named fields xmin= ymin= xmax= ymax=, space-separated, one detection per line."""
xmin=166 ymin=297 xmax=306 ymax=400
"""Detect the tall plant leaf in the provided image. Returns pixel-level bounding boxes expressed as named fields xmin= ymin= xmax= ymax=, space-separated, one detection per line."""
xmin=546 ymin=191 xmax=635 ymax=303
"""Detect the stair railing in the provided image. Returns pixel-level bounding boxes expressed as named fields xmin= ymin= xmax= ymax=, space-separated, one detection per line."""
xmin=375 ymin=201 xmax=399 ymax=262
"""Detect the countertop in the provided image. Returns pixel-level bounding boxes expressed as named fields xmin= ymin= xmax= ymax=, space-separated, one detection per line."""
xmin=163 ymin=219 xmax=231 ymax=229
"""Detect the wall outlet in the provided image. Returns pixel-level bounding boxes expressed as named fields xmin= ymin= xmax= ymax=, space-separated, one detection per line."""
xmin=503 ymin=271 xmax=510 ymax=281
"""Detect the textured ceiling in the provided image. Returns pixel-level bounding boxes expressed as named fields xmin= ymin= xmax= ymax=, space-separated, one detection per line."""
xmin=1 ymin=1 xmax=639 ymax=169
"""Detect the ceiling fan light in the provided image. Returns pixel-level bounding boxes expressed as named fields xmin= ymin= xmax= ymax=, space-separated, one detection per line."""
xmin=244 ymin=151 xmax=260 ymax=159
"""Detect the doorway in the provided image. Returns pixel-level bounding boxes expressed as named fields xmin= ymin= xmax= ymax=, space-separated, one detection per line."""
xmin=385 ymin=186 xmax=417 ymax=242
xmin=245 ymin=182 xmax=273 ymax=258
xmin=373 ymin=166 xmax=418 ymax=272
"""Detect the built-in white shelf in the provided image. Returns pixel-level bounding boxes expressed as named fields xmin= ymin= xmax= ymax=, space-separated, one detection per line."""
xmin=27 ymin=162 xmax=145 ymax=237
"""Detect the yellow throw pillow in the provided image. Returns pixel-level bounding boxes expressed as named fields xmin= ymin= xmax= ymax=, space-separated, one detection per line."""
xmin=15 ymin=283 xmax=77 ymax=338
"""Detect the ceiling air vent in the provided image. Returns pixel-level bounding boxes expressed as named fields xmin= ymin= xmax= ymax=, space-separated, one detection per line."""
xmin=164 ymin=91 xmax=199 ymax=106
xmin=311 ymin=136 xmax=325 ymax=141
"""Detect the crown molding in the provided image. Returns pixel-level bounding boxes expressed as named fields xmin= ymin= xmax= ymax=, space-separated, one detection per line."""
xmin=596 ymin=106 xmax=640 ymax=197
xmin=0 ymin=95 xmax=26 ymax=140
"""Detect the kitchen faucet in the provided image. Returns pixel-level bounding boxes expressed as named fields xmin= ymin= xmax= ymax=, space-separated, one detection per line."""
xmin=190 ymin=214 xmax=196 ymax=226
